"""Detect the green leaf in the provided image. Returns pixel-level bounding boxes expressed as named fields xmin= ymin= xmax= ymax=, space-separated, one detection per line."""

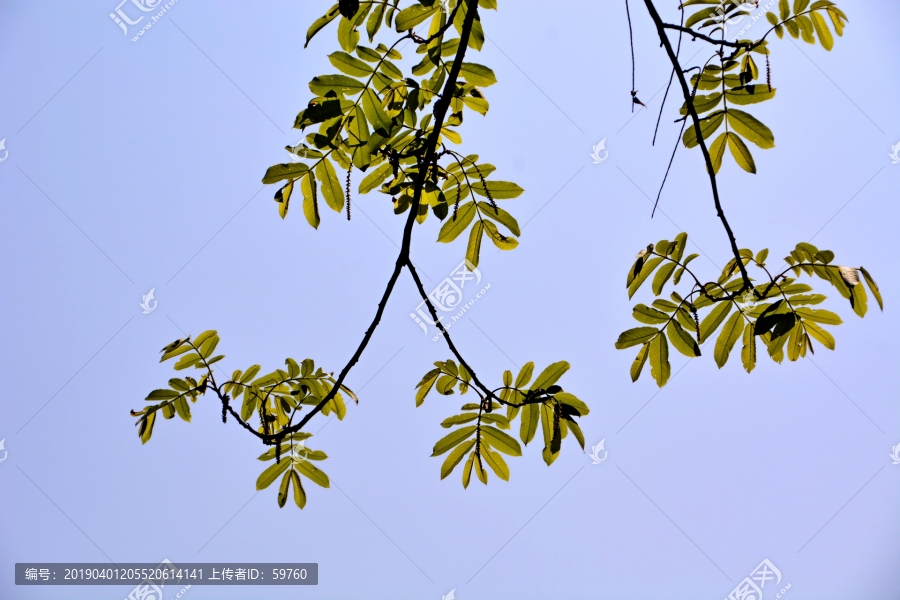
xmin=795 ymin=308 xmax=843 ymax=325
xmin=531 ymin=361 xmax=570 ymax=391
xmin=358 ymin=163 xmax=392 ymax=194
xmin=628 ymin=257 xmax=664 ymax=299
xmin=480 ymin=445 xmax=509 ymax=481
xmin=328 ymin=51 xmax=373 ymax=76
xmin=481 ymin=425 xmax=523 ymax=456
xmin=146 ymin=389 xmax=180 ymax=401
xmin=305 ymin=4 xmax=341 ymax=48
xmin=482 ymin=220 xmax=518 ymax=251
xmin=462 ymin=451 xmax=474 ymax=488
xmin=725 ymin=86 xmax=777 ymax=106
xmin=555 ymin=392 xmax=590 ymax=417
xmin=466 ymin=221 xmax=484 ymax=268
xmin=459 ymin=63 xmax=497 ymax=87
xmin=700 ymin=302 xmax=733 ymax=343
xmin=174 ymin=353 xmax=202 ymax=371
xmin=726 ymin=132 xmax=757 ymax=173
xmin=473 ymin=452 xmax=488 ymax=484
xmin=432 ymin=425 xmax=478 ymax=456
xmin=859 ymin=267 xmax=883 ymax=311
xmin=849 ymin=281 xmax=867 ymax=318
xmin=630 ymin=344 xmax=649 ymax=382
xmin=652 ymin=262 xmax=677 ymax=296
xmin=667 ymin=320 xmax=701 ymax=357
xmin=315 ymin=159 xmax=345 ymax=213
xmin=308 ymin=74 xmax=366 ymax=97
xmin=616 ymin=327 xmax=659 ymax=350
xmin=256 ymin=459 xmax=291 ymax=490
xmin=366 ymin=2 xmax=385 ymax=41
xmin=803 ymin=320 xmax=835 ymax=350
xmin=296 ymin=460 xmax=330 ymax=488
xmin=811 ymin=11 xmax=834 ymax=49
xmin=138 ymin=410 xmax=156 ymax=444
xmin=633 ymin=304 xmax=670 ymax=325
xmin=727 ymin=109 xmax=775 ymax=149
xmin=709 ymin=132 xmax=728 ymax=174
xmin=441 ymin=413 xmax=479 ymax=428
xmin=262 ymin=162 xmax=309 ymax=185
xmin=437 ymin=202 xmax=476 ymax=242
xmin=477 ymin=202 xmax=520 ymax=236
xmin=436 ymin=374 xmax=456 ymax=395
xmin=301 ymin=172 xmax=320 ymax=229
xmin=361 ymin=88 xmax=392 ymax=134
xmin=441 ymin=439 xmax=476 ymax=479
xmin=515 ymin=362 xmax=534 ymax=388
xmin=277 ymin=470 xmax=291 ymax=508
xmin=470 ymin=181 xmax=524 ymax=199
xmin=337 ymin=13 xmax=361 ymax=52
xmin=741 ymin=322 xmax=757 ymax=373
xmin=714 ymin=311 xmax=745 ymax=368
xmin=395 ymin=3 xmax=437 ymax=30
xmin=520 ymin=403 xmax=539 ymax=445
xmin=649 ymin=334 xmax=670 ymax=388
xmin=682 ymin=111 xmax=725 ymax=148
xmin=290 ymin=471 xmax=307 ymax=508
xmin=415 ymin=368 xmax=441 ymax=407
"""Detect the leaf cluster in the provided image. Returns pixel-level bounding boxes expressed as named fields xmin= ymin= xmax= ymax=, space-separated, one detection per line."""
xmin=416 ymin=359 xmax=590 ymax=486
xmin=132 ymin=331 xmax=356 ymax=508
xmin=617 ymin=236 xmax=881 ymax=386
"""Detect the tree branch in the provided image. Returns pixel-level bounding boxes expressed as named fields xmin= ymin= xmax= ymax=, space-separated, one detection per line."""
xmin=662 ymin=23 xmax=751 ymax=48
xmin=643 ymin=0 xmax=752 ymax=290
xmin=406 ymin=260 xmax=498 ymax=402
xmin=263 ymin=0 xmax=482 ymax=440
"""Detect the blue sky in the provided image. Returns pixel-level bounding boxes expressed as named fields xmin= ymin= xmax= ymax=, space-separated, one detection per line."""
xmin=1 ymin=1 xmax=898 ymax=599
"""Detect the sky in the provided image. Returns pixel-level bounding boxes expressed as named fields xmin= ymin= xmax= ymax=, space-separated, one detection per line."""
xmin=0 ymin=1 xmax=898 ymax=599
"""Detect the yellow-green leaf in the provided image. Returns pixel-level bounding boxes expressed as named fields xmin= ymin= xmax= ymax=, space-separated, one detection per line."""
xmin=438 ymin=202 xmax=476 ymax=242
xmin=432 ymin=425 xmax=477 ymax=456
xmin=481 ymin=426 xmax=523 ymax=456
xmin=466 ymin=220 xmax=484 ymax=268
xmin=649 ymin=334 xmax=670 ymax=388
xmin=714 ymin=311 xmax=745 ymax=368
xmin=726 ymin=132 xmax=757 ymax=173
xmin=631 ymin=343 xmax=649 ymax=382
xmin=441 ymin=439 xmax=475 ymax=479
xmin=315 ymin=159 xmax=345 ymax=213
xmin=709 ymin=131 xmax=728 ymax=174
xmin=256 ymin=459 xmax=291 ymax=490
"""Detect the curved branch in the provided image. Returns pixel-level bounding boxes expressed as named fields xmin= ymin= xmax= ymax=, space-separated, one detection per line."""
xmin=406 ymin=260 xmax=498 ymax=402
xmin=643 ymin=0 xmax=752 ymax=290
xmin=272 ymin=0 xmax=482 ymax=439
